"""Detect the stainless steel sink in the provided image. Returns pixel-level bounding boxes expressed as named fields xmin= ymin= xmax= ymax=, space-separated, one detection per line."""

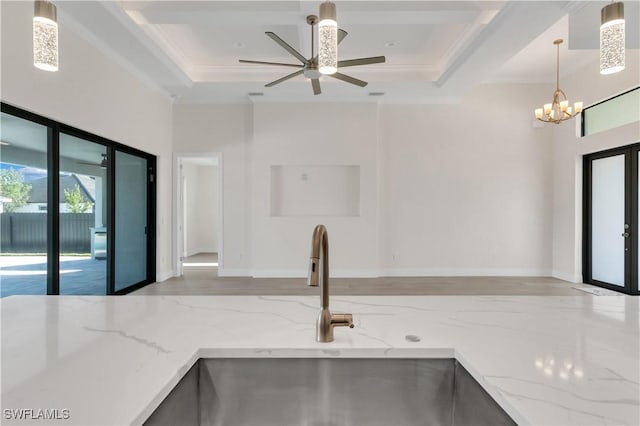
xmin=144 ymin=358 xmax=516 ymax=426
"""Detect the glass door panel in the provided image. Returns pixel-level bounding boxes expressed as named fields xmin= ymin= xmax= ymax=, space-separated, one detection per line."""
xmin=591 ymin=155 xmax=626 ymax=286
xmin=59 ymin=133 xmax=108 ymax=295
xmin=114 ymin=150 xmax=147 ymax=292
xmin=0 ymin=112 xmax=49 ymax=296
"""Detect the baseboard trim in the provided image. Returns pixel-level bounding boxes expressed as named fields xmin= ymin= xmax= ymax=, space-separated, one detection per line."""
xmin=250 ymin=269 xmax=378 ymax=278
xmin=379 ymin=268 xmax=553 ymax=277
xmin=551 ymin=270 xmax=582 ymax=283
xmin=156 ymin=270 xmax=175 ymax=282
xmin=166 ymin=266 xmax=557 ymax=280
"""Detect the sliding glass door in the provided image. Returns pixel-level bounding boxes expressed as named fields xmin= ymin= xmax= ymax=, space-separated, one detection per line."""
xmin=1 ymin=103 xmax=156 ymax=296
xmin=59 ymin=133 xmax=109 ymax=295
xmin=0 ymin=112 xmax=50 ymax=296
xmin=114 ymin=150 xmax=151 ymax=293
xmin=584 ymin=143 xmax=639 ymax=295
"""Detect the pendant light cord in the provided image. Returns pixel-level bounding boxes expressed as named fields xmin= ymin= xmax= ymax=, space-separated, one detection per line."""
xmin=556 ymin=42 xmax=560 ymax=91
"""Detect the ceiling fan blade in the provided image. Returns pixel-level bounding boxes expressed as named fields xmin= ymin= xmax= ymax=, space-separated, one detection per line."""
xmin=337 ymin=29 xmax=348 ymax=45
xmin=265 ymin=32 xmax=307 ymax=64
xmin=265 ymin=69 xmax=305 ymax=87
xmin=239 ymin=59 xmax=303 ymax=68
xmin=311 ymin=79 xmax=321 ymax=95
xmin=337 ymin=56 xmax=386 ymax=68
xmin=329 ymin=72 xmax=368 ymax=87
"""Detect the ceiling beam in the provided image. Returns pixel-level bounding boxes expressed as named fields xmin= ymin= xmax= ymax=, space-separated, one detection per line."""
xmin=56 ymin=1 xmax=193 ymax=93
xmin=436 ymin=1 xmax=583 ymax=93
xmin=126 ymin=9 xmax=481 ymax=26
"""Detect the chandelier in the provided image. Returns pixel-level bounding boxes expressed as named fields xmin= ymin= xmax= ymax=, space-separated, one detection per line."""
xmin=534 ymin=39 xmax=582 ymax=124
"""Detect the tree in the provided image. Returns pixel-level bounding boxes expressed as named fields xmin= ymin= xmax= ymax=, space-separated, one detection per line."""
xmin=64 ymin=184 xmax=91 ymax=213
xmin=0 ymin=169 xmax=32 ymax=212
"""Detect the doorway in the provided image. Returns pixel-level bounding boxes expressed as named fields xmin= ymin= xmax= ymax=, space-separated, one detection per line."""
xmin=583 ymin=142 xmax=640 ymax=295
xmin=175 ymin=154 xmax=222 ymax=277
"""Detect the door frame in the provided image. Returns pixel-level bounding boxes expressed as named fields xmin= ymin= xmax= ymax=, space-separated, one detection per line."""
xmin=173 ymin=152 xmax=223 ymax=277
xmin=583 ymin=142 xmax=640 ymax=295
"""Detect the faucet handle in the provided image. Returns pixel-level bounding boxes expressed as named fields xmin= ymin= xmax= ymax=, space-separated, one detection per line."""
xmin=307 ymin=257 xmax=319 ymax=287
xmin=331 ymin=313 xmax=354 ymax=329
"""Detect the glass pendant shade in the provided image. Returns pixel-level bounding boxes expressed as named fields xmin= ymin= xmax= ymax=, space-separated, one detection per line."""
xmin=318 ymin=1 xmax=337 ymax=75
xmin=33 ymin=0 xmax=58 ymax=72
xmin=600 ymin=2 xmax=625 ymax=75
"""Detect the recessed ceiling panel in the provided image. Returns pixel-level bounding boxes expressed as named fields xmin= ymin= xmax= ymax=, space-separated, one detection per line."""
xmin=156 ymin=24 xmax=302 ymax=66
xmin=337 ymin=23 xmax=469 ymax=65
xmin=48 ymin=0 xmax=606 ymax=103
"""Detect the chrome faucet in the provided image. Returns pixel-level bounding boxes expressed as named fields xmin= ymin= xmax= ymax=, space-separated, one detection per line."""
xmin=307 ymin=224 xmax=354 ymax=342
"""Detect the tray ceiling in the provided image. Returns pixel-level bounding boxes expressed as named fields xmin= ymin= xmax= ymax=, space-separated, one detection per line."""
xmin=49 ymin=1 xmax=639 ymax=103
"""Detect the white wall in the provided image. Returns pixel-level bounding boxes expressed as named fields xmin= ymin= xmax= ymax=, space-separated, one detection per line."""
xmin=183 ymin=163 xmax=218 ymax=256
xmin=173 ymin=84 xmax=555 ymax=278
xmin=183 ymin=162 xmax=199 ymax=256
xmin=173 ymin=105 xmax=252 ymax=275
xmin=251 ymin=103 xmax=379 ymax=277
xmin=0 ymin=1 xmax=174 ymax=281
xmin=379 ymin=84 xmax=554 ymax=275
xmin=551 ymin=50 xmax=640 ymax=283
xmin=198 ymin=165 xmax=218 ymax=252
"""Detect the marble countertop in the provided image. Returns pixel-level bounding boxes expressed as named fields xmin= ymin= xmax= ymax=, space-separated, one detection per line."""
xmin=1 ymin=295 xmax=638 ymax=425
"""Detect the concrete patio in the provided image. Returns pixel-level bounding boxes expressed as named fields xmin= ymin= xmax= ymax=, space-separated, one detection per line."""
xmin=0 ymin=255 xmax=106 ymax=297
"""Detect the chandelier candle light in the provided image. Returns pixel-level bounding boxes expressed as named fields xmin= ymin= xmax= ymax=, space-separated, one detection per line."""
xmin=600 ymin=1 xmax=625 ymax=75
xmin=534 ymin=39 xmax=582 ymax=124
xmin=318 ymin=1 xmax=338 ymax=75
xmin=33 ymin=0 xmax=58 ymax=71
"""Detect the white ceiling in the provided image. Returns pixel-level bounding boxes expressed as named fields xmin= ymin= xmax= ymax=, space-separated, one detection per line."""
xmin=55 ymin=1 xmax=639 ymax=104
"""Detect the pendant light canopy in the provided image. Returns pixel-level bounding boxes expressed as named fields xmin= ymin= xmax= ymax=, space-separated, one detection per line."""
xmin=600 ymin=2 xmax=625 ymax=75
xmin=318 ymin=1 xmax=337 ymax=75
xmin=534 ymin=39 xmax=583 ymax=124
xmin=33 ymin=0 xmax=58 ymax=72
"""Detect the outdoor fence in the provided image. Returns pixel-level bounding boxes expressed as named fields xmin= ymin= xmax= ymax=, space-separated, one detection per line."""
xmin=0 ymin=213 xmax=95 ymax=253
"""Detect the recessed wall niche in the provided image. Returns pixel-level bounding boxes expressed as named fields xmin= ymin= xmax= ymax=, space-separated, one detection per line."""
xmin=270 ymin=165 xmax=360 ymax=217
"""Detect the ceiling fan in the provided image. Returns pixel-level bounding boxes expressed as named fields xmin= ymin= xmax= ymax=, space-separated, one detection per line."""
xmin=77 ymin=153 xmax=107 ymax=168
xmin=239 ymin=15 xmax=385 ymax=95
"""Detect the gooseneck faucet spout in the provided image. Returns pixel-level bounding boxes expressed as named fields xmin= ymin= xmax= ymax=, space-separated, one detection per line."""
xmin=308 ymin=224 xmax=354 ymax=342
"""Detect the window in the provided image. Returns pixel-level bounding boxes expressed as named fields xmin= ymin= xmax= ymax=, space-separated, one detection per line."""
xmin=582 ymin=87 xmax=640 ymax=137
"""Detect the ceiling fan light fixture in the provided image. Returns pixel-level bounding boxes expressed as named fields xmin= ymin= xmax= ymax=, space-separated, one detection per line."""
xmin=600 ymin=1 xmax=625 ymax=75
xmin=318 ymin=1 xmax=338 ymax=75
xmin=33 ymin=0 xmax=58 ymax=72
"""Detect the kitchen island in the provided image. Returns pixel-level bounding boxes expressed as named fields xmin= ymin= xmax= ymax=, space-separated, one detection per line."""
xmin=1 ymin=295 xmax=638 ymax=425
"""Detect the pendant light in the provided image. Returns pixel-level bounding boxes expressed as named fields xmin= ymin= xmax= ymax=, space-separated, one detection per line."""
xmin=534 ymin=39 xmax=583 ymax=124
xmin=600 ymin=2 xmax=625 ymax=75
xmin=318 ymin=1 xmax=337 ymax=75
xmin=33 ymin=0 xmax=58 ymax=72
